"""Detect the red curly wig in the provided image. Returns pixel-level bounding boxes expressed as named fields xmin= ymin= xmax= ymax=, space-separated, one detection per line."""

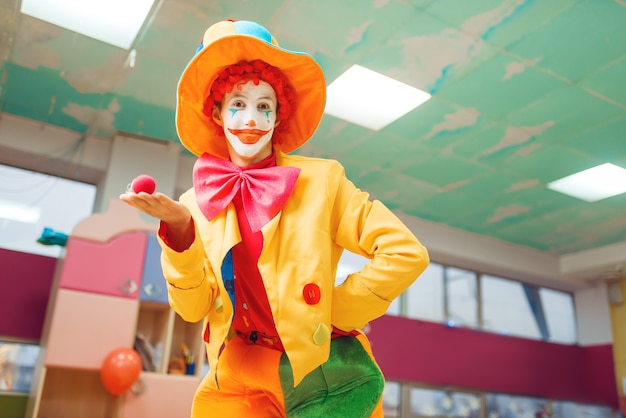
xmin=204 ymin=59 xmax=297 ymax=146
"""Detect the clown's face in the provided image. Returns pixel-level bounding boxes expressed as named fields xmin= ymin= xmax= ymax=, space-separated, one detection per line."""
xmin=213 ymin=80 xmax=279 ymax=166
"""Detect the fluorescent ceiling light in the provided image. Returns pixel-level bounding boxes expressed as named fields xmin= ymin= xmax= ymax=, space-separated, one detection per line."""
xmin=324 ymin=65 xmax=431 ymax=130
xmin=20 ymin=0 xmax=155 ymax=49
xmin=0 ymin=199 xmax=41 ymax=223
xmin=547 ymin=163 xmax=626 ymax=202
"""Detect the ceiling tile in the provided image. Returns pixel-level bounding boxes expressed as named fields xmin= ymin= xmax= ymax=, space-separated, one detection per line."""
xmin=385 ymin=96 xmax=488 ymax=146
xmin=506 ymin=0 xmax=626 ymax=81
xmin=273 ymin=0 xmax=419 ymax=60
xmin=358 ymin=171 xmax=439 ymax=213
xmin=564 ymin=116 xmax=626 ymax=162
xmin=450 ymin=122 xmax=546 ymax=162
xmin=401 ymin=153 xmax=488 ymax=187
xmin=302 ymin=116 xmax=372 ymax=158
xmin=505 ymin=86 xmax=624 ymax=141
xmin=361 ymin=12 xmax=498 ymax=93
xmin=112 ymin=96 xmax=176 ymax=140
xmin=427 ymin=0 xmax=583 ymax=49
xmin=3 ymin=63 xmax=91 ymax=132
xmin=114 ymin=54 xmax=180 ymax=108
xmin=495 ymin=143 xmax=602 ymax=183
xmin=579 ymin=56 xmax=626 ymax=106
xmin=346 ymin=132 xmax=440 ymax=175
xmin=436 ymin=53 xmax=568 ymax=119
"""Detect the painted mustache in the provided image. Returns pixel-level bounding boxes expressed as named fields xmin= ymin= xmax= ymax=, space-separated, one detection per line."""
xmin=228 ymin=128 xmax=271 ymax=144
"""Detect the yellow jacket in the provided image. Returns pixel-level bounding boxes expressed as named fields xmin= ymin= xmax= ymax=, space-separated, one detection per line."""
xmin=158 ymin=151 xmax=429 ymax=386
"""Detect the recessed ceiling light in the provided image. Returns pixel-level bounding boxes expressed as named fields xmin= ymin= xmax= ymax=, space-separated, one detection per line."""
xmin=20 ymin=0 xmax=155 ymax=49
xmin=0 ymin=199 xmax=41 ymax=223
xmin=547 ymin=163 xmax=626 ymax=202
xmin=324 ymin=65 xmax=431 ymax=131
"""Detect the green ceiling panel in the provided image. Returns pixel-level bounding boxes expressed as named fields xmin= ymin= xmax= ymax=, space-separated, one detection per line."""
xmin=275 ymin=0 xmax=419 ymax=60
xmin=114 ymin=54 xmax=180 ymax=108
xmin=444 ymin=206 xmax=534 ymax=241
xmin=450 ymin=122 xmax=540 ymax=162
xmin=363 ymin=12 xmax=498 ymax=93
xmin=491 ymin=217 xmax=571 ymax=252
xmin=138 ymin=4 xmax=211 ymax=63
xmin=385 ymin=96 xmax=460 ymax=139
xmin=312 ymin=52 xmax=350 ymax=86
xmin=359 ymin=172 xmax=439 ymax=212
xmin=11 ymin=17 xmax=122 ymax=71
xmin=305 ymin=116 xmax=372 ymax=158
xmin=340 ymin=132 xmax=431 ymax=172
xmin=219 ymin=2 xmax=285 ymax=25
xmin=505 ymin=86 xmax=624 ymax=142
xmin=579 ymin=56 xmax=626 ymax=105
xmin=3 ymin=64 xmax=92 ymax=132
xmin=407 ymin=0 xmax=436 ymax=9
xmin=410 ymin=190 xmax=481 ymax=223
xmin=565 ymin=116 xmax=626 ymax=162
xmin=436 ymin=53 xmax=568 ymax=119
xmin=451 ymin=171 xmax=530 ymax=203
xmin=401 ymin=153 xmax=488 ymax=187
xmin=497 ymin=201 xmax=626 ymax=252
xmin=426 ymin=0 xmax=583 ymax=49
xmin=385 ymin=96 xmax=489 ymax=149
xmin=497 ymin=144 xmax=601 ymax=183
xmin=111 ymin=96 xmax=176 ymax=141
xmin=507 ymin=0 xmax=626 ymax=81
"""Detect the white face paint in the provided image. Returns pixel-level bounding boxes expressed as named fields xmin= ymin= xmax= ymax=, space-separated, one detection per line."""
xmin=217 ymin=80 xmax=278 ymax=164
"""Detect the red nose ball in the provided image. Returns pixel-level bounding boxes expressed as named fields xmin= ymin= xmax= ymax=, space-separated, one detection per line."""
xmin=131 ymin=175 xmax=156 ymax=194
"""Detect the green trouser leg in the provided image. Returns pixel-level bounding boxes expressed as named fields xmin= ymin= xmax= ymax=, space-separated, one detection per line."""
xmin=279 ymin=336 xmax=384 ymax=418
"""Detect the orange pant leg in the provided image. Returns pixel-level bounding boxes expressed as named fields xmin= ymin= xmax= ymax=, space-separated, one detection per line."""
xmin=356 ymin=333 xmax=385 ymax=418
xmin=191 ymin=337 xmax=286 ymax=418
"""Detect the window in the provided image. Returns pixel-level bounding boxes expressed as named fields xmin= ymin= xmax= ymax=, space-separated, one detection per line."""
xmin=551 ymin=401 xmax=613 ymax=418
xmin=481 ymin=275 xmax=541 ymax=339
xmin=387 ymin=296 xmax=401 ymax=316
xmin=407 ymin=263 xmax=444 ymax=322
xmin=385 ymin=381 xmax=616 ymax=418
xmin=382 ymin=380 xmax=401 ymax=417
xmin=540 ymin=288 xmax=577 ymax=344
xmin=445 ymin=267 xmax=478 ymax=327
xmin=0 ymin=164 xmax=96 ymax=258
xmin=410 ymin=387 xmax=481 ymax=417
xmin=486 ymin=393 xmax=548 ymax=418
xmin=0 ymin=343 xmax=40 ymax=392
xmin=402 ymin=262 xmax=578 ymax=344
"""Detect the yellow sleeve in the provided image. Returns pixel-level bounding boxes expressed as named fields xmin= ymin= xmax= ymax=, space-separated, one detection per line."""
xmin=330 ymin=165 xmax=429 ymax=331
xmin=157 ymin=208 xmax=217 ymax=324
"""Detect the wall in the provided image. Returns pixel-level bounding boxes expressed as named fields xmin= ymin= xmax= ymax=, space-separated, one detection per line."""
xmin=369 ymin=315 xmax=619 ymax=408
xmin=0 ymin=248 xmax=56 ymax=341
xmin=575 ymin=282 xmax=613 ymax=346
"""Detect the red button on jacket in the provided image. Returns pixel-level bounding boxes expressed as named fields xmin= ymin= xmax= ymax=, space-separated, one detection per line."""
xmin=303 ymin=283 xmax=321 ymax=305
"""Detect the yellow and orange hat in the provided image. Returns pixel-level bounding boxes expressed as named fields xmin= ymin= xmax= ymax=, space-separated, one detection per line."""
xmin=176 ymin=20 xmax=327 ymax=158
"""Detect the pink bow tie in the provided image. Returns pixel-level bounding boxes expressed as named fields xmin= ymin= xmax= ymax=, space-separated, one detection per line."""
xmin=193 ymin=153 xmax=300 ymax=232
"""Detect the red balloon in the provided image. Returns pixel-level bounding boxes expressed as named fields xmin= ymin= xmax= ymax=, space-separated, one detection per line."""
xmin=100 ymin=347 xmax=142 ymax=396
xmin=131 ymin=174 xmax=156 ymax=194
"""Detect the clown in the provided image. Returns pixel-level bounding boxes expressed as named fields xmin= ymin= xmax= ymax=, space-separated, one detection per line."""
xmin=121 ymin=20 xmax=429 ymax=418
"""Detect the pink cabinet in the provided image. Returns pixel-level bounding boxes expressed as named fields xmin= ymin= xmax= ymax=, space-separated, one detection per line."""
xmin=59 ymin=232 xmax=148 ymax=298
xmin=120 ymin=373 xmax=197 ymax=418
xmin=28 ymin=202 xmax=204 ymax=418
xmin=45 ymin=289 xmax=139 ymax=368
